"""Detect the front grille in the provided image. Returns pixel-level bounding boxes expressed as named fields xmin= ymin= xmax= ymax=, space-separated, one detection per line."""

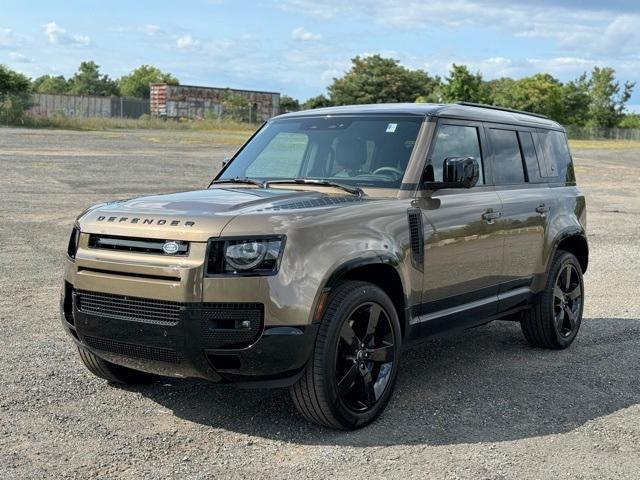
xmin=84 ymin=336 xmax=180 ymax=363
xmin=88 ymin=234 xmax=189 ymax=256
xmin=77 ymin=290 xmax=182 ymax=325
xmin=200 ymin=303 xmax=264 ymax=349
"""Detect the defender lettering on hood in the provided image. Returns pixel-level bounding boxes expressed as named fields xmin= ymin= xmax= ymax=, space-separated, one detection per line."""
xmin=96 ymin=216 xmax=195 ymax=227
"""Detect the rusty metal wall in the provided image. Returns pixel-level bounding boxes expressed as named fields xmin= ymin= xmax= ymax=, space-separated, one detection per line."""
xmin=29 ymin=94 xmax=149 ymax=118
xmin=150 ymin=83 xmax=280 ymax=121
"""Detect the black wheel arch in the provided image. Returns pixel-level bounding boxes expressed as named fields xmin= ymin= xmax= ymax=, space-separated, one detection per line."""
xmin=314 ymin=255 xmax=409 ymax=339
xmin=549 ymin=227 xmax=589 ymax=274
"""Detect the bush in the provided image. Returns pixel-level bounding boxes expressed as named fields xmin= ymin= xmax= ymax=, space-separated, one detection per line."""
xmin=618 ymin=114 xmax=640 ymax=129
xmin=0 ymin=94 xmax=31 ymax=125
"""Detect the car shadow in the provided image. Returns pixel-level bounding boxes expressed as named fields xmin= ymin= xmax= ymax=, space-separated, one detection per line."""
xmin=136 ymin=317 xmax=640 ymax=447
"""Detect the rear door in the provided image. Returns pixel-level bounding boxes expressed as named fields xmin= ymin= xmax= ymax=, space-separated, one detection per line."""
xmin=414 ymin=120 xmax=504 ymax=334
xmin=485 ymin=125 xmax=550 ymax=310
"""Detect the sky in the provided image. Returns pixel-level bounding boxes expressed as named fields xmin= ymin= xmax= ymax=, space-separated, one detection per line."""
xmin=1 ymin=0 xmax=639 ymax=109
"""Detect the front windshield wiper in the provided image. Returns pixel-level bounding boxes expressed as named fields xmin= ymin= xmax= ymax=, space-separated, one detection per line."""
xmin=265 ymin=178 xmax=365 ymax=197
xmin=209 ymin=177 xmax=265 ymax=188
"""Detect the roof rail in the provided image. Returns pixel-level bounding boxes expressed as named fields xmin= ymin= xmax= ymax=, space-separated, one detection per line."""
xmin=456 ymin=101 xmax=549 ymax=119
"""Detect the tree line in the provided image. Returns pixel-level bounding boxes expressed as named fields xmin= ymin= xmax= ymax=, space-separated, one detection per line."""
xmin=280 ymin=55 xmax=638 ymax=129
xmin=1 ymin=61 xmax=178 ymax=100
xmin=2 ymin=55 xmax=638 ymax=128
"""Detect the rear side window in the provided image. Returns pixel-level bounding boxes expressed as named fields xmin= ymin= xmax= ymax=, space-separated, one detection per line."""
xmin=539 ymin=130 xmax=575 ymax=182
xmin=518 ymin=131 xmax=543 ymax=182
xmin=429 ymin=124 xmax=484 ymax=184
xmin=488 ymin=129 xmax=525 ymax=184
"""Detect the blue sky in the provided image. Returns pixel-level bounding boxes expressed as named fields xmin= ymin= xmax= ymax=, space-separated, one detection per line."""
xmin=1 ymin=0 xmax=639 ymax=109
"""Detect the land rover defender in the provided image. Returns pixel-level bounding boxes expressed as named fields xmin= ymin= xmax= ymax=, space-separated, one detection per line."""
xmin=61 ymin=102 xmax=587 ymax=429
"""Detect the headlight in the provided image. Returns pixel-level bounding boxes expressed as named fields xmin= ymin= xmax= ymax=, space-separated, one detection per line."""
xmin=67 ymin=226 xmax=80 ymax=259
xmin=206 ymin=237 xmax=285 ymax=275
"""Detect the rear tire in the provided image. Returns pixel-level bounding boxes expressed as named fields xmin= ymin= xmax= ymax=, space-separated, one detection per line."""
xmin=76 ymin=345 xmax=155 ymax=384
xmin=290 ymin=281 xmax=402 ymax=429
xmin=521 ymin=250 xmax=584 ymax=349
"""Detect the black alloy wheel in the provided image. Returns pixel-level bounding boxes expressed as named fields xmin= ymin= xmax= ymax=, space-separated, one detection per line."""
xmin=290 ymin=281 xmax=402 ymax=429
xmin=335 ymin=302 xmax=396 ymax=413
xmin=553 ymin=263 xmax=582 ymax=338
xmin=520 ymin=250 xmax=584 ymax=349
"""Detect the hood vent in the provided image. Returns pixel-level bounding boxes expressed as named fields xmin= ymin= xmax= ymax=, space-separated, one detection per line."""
xmin=267 ymin=196 xmax=367 ymax=211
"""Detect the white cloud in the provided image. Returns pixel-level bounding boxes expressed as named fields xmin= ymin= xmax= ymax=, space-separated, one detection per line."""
xmin=8 ymin=51 xmax=32 ymax=63
xmin=277 ymin=0 xmax=338 ymax=19
xmin=0 ymin=27 xmax=23 ymax=49
xmin=278 ymin=0 xmax=640 ymax=60
xmin=600 ymin=15 xmax=640 ymax=55
xmin=291 ymin=27 xmax=321 ymax=41
xmin=176 ymin=34 xmax=201 ymax=51
xmin=43 ymin=22 xmax=90 ymax=46
xmin=143 ymin=24 xmax=162 ymax=36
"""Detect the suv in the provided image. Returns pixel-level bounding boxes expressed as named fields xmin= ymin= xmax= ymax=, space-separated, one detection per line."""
xmin=61 ymin=102 xmax=587 ymax=429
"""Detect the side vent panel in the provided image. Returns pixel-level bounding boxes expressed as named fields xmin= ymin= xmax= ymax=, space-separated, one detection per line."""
xmin=407 ymin=208 xmax=424 ymax=270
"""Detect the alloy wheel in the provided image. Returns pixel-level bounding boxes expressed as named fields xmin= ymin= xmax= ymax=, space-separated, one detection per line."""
xmin=553 ymin=263 xmax=582 ymax=337
xmin=334 ymin=302 xmax=396 ymax=412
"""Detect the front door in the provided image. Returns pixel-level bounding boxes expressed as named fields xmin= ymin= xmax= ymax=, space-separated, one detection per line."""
xmin=412 ymin=120 xmax=504 ymax=336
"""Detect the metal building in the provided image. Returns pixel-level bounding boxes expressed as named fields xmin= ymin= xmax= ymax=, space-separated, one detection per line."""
xmin=150 ymin=83 xmax=280 ymax=122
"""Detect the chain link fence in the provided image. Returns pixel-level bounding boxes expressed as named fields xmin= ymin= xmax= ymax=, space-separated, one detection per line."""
xmin=565 ymin=125 xmax=640 ymax=141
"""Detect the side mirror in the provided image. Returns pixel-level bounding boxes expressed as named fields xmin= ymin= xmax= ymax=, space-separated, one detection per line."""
xmin=222 ymin=157 xmax=231 ymax=167
xmin=442 ymin=156 xmax=479 ymax=188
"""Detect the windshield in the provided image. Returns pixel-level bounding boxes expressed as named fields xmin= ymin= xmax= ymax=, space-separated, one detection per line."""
xmin=219 ymin=115 xmax=424 ymax=188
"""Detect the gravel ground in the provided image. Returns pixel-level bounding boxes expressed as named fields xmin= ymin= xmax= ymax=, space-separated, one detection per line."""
xmin=1 ymin=127 xmax=639 ymax=479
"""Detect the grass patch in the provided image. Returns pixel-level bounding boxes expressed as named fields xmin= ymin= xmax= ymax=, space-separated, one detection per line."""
xmin=569 ymin=139 xmax=640 ymax=150
xmin=17 ymin=114 xmax=257 ymax=134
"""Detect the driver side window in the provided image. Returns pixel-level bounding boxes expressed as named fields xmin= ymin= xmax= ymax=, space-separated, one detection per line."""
xmin=428 ymin=124 xmax=484 ymax=184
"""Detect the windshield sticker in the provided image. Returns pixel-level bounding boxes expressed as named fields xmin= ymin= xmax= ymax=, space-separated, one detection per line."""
xmin=386 ymin=123 xmax=397 ymax=133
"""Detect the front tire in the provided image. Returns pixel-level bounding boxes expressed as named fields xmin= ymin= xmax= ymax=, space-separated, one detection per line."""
xmin=76 ymin=345 xmax=156 ymax=385
xmin=290 ymin=281 xmax=402 ymax=429
xmin=521 ymin=250 xmax=584 ymax=349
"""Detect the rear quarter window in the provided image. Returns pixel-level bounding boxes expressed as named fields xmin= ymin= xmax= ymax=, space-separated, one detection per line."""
xmin=539 ymin=130 xmax=575 ymax=183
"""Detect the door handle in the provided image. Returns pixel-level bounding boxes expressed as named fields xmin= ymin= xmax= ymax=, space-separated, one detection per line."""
xmin=535 ymin=204 xmax=550 ymax=214
xmin=481 ymin=209 xmax=501 ymax=222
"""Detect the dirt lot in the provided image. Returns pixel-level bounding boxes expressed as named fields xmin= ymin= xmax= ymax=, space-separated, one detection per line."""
xmin=1 ymin=127 xmax=639 ymax=479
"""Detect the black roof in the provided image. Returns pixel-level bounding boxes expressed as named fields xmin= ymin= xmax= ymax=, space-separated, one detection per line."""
xmin=276 ymin=102 xmax=563 ymax=130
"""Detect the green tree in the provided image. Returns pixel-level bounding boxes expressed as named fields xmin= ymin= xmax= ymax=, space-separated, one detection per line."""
xmin=279 ymin=94 xmax=300 ymax=112
xmin=587 ymin=66 xmax=634 ymax=128
xmin=0 ymin=64 xmax=32 ymax=124
xmin=484 ymin=77 xmax=518 ymax=108
xmin=32 ymin=75 xmax=70 ymax=94
xmin=302 ymin=94 xmax=332 ymax=110
xmin=618 ymin=114 xmax=640 ymax=129
xmin=0 ymin=64 xmax=30 ymax=95
xmin=513 ymin=73 xmax=564 ymax=119
xmin=560 ymin=73 xmax=590 ymax=126
xmin=118 ymin=65 xmax=178 ymax=99
xmin=442 ymin=64 xmax=484 ymax=103
xmin=328 ymin=55 xmax=438 ymax=105
xmin=68 ymin=61 xmax=120 ymax=96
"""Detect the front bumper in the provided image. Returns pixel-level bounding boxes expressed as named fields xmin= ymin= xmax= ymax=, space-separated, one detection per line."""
xmin=60 ymin=283 xmax=317 ymax=387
